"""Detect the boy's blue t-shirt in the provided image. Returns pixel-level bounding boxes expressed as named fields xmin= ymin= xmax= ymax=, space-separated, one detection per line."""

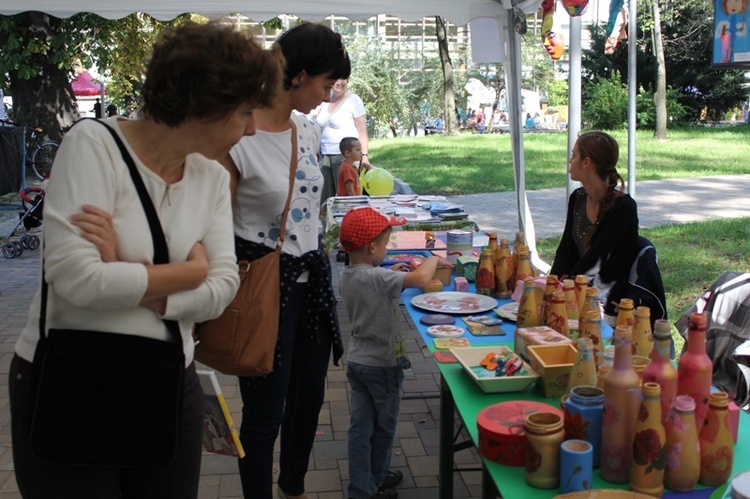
xmin=339 ymin=264 xmax=406 ymax=368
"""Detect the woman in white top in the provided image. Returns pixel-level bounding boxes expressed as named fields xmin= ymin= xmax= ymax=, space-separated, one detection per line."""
xmin=313 ymin=78 xmax=371 ymax=203
xmin=9 ymin=21 xmax=280 ymax=498
xmin=220 ymin=23 xmax=348 ymax=499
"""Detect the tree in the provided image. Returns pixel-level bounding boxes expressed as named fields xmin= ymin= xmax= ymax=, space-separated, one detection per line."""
xmin=435 ymin=16 xmax=459 ymax=135
xmin=0 ymin=12 xmax=185 ymax=140
xmin=649 ymin=0 xmax=668 ymax=138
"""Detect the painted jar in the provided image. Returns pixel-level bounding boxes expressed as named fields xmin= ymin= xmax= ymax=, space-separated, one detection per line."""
xmin=630 ymin=382 xmax=666 ymax=497
xmin=564 ymin=385 xmax=604 ymax=467
xmin=559 ymin=440 xmax=593 ymax=494
xmin=524 ymin=412 xmax=564 ymax=489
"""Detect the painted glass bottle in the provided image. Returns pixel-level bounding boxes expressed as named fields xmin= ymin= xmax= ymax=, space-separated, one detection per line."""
xmin=567 ymin=337 xmax=597 ymax=390
xmin=562 ymin=278 xmax=579 ymax=320
xmin=664 ymin=395 xmax=700 ymax=492
xmin=632 ymin=306 xmax=653 ymax=357
xmin=615 ymin=298 xmax=635 ymax=328
xmin=548 ymin=290 xmax=569 ymax=337
xmin=677 ymin=312 xmax=713 ymax=432
xmin=630 ymin=382 xmax=666 ymax=497
xmin=574 ymin=275 xmax=588 ymax=316
xmin=524 ymin=412 xmax=564 ymax=489
xmin=579 ymin=287 xmax=599 ymax=329
xmin=565 ymin=385 xmax=604 ymax=467
xmin=699 ymin=391 xmax=734 ymax=487
xmin=642 ymin=319 xmax=677 ymax=425
xmin=487 ymin=232 xmax=498 ymax=252
xmin=517 ymin=277 xmax=542 ymax=328
xmin=541 ymin=275 xmax=559 ymax=325
xmin=476 ymin=247 xmax=495 ymax=296
xmin=579 ymin=309 xmax=604 ymax=367
xmin=600 ymin=325 xmax=640 ymax=484
xmin=494 ymin=238 xmax=514 ymax=299
xmin=512 ymin=231 xmax=525 ymax=275
xmin=515 ymin=244 xmax=534 ymax=283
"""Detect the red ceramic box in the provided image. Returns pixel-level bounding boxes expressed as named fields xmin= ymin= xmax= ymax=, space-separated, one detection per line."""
xmin=477 ymin=400 xmax=563 ymax=466
xmin=514 ymin=325 xmax=574 ymax=363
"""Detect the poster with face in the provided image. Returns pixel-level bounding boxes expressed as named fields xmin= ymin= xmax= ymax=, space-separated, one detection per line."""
xmin=713 ymin=0 xmax=750 ymax=67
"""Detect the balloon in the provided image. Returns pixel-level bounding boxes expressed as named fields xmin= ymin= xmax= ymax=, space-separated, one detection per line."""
xmin=363 ymin=167 xmax=395 ymax=196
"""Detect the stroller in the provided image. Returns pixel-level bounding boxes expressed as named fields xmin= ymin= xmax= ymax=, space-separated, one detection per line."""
xmin=2 ymin=186 xmax=44 ymax=259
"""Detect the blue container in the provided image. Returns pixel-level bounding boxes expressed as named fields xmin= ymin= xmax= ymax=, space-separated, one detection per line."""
xmin=559 ymin=439 xmax=593 ymax=494
xmin=564 ymin=385 xmax=604 ymax=468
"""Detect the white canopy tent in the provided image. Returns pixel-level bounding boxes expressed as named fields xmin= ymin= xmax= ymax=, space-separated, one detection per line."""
xmin=1 ymin=0 xmax=553 ymax=265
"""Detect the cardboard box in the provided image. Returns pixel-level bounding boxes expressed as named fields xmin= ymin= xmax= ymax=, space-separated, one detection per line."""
xmin=527 ymin=344 xmax=578 ymax=398
xmin=514 ymin=325 xmax=574 ymax=363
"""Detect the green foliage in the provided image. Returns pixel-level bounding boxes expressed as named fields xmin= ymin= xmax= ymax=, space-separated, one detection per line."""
xmin=582 ymin=71 xmax=628 ymax=130
xmin=636 ymin=86 xmax=690 ymax=128
xmin=547 ymin=79 xmax=568 ymax=107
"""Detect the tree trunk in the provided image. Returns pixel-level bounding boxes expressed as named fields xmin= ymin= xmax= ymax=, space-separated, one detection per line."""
xmin=651 ymin=0 xmax=668 ymax=139
xmin=8 ymin=13 xmax=80 ymax=142
xmin=436 ymin=16 xmax=458 ymax=136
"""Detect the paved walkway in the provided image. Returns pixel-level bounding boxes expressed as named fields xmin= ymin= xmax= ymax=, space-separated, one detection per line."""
xmin=0 ymin=174 xmax=748 ymax=498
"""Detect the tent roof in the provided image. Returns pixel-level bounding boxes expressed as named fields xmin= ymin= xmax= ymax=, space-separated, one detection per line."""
xmin=0 ymin=0 xmax=532 ymax=24
xmin=71 ymin=72 xmax=103 ymax=96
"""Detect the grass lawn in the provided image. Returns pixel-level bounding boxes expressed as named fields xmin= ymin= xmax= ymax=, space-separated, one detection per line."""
xmin=370 ymin=125 xmax=750 ymax=196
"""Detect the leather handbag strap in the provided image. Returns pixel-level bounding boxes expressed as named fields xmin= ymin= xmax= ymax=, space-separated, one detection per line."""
xmin=39 ymin=119 xmax=181 ymax=344
xmin=274 ymin=119 xmax=298 ymax=253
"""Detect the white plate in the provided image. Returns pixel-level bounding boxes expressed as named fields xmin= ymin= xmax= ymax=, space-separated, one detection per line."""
xmin=494 ymin=302 xmax=519 ymax=322
xmin=411 ymin=292 xmax=498 ymax=314
xmin=426 ymin=325 xmax=465 ymax=338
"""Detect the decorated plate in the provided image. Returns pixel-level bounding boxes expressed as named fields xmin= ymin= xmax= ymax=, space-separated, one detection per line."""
xmin=411 ymin=292 xmax=498 ymax=314
xmin=434 ymin=337 xmax=471 ymax=349
xmin=426 ymin=325 xmax=465 ymax=338
xmin=494 ymin=302 xmax=519 ymax=322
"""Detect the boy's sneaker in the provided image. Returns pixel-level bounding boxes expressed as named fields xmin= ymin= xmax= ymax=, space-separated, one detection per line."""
xmin=371 ymin=489 xmax=398 ymax=499
xmin=379 ymin=469 xmax=404 ymax=490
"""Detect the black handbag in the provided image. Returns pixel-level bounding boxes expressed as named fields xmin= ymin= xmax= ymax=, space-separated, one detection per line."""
xmin=28 ymin=121 xmax=185 ymax=467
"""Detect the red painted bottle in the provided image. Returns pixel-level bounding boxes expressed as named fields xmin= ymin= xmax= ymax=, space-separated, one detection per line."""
xmin=676 ymin=313 xmax=713 ymax=432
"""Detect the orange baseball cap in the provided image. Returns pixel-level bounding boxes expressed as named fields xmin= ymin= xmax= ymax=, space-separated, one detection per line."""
xmin=339 ymin=206 xmax=407 ymax=252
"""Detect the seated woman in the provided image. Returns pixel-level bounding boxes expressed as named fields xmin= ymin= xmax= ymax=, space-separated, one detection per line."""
xmin=550 ymin=131 xmax=639 ymax=323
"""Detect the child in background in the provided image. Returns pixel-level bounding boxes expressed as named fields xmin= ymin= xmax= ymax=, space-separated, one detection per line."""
xmin=337 ymin=136 xmax=362 ymax=196
xmin=339 ymin=206 xmax=452 ymax=499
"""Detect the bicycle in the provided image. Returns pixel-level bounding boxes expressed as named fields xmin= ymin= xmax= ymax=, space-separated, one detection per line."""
xmin=25 ymin=126 xmax=59 ymax=181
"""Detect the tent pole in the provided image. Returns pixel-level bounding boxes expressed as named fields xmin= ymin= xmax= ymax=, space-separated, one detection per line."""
xmin=504 ymin=7 xmax=543 ymax=271
xmin=627 ymin=0 xmax=637 ymax=198
xmin=566 ymin=16 xmax=582 ymax=201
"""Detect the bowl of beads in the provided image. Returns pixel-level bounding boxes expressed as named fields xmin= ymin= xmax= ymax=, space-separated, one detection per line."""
xmin=451 ymin=346 xmax=540 ymax=393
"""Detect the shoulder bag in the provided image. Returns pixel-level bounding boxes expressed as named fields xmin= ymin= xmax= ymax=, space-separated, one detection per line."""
xmin=28 ymin=121 xmax=185 ymax=467
xmin=193 ymin=120 xmax=298 ymax=377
